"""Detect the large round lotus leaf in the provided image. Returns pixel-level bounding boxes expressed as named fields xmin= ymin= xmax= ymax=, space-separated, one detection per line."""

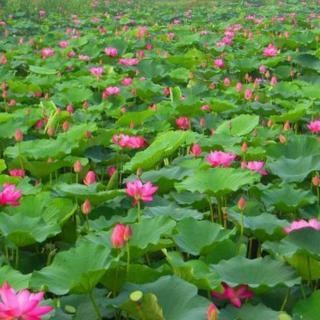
xmin=215 ymin=114 xmax=259 ymax=136
xmin=293 ymin=290 xmax=320 ymax=320
xmin=261 ymin=184 xmax=317 ymax=211
xmin=173 ymin=218 xmax=235 ymax=255
xmin=0 ymin=213 xmax=60 ymax=247
xmin=211 ymin=256 xmax=300 ymax=288
xmin=54 ymin=183 xmax=124 ymax=205
xmin=220 ymin=304 xmax=290 ymax=320
xmin=175 ymin=168 xmax=260 ymax=195
xmin=124 ymin=131 xmax=192 ymax=172
xmin=30 ymin=241 xmax=111 ymax=295
xmin=0 ymin=265 xmax=31 ymax=290
xmin=165 ymin=251 xmax=221 ymax=290
xmin=263 ymin=228 xmax=320 ymax=258
xmin=119 ymin=276 xmax=210 ymax=320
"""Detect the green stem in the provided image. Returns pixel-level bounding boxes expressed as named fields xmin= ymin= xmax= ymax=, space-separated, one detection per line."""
xmin=207 ymin=197 xmax=214 ymax=222
xmin=307 ymin=256 xmax=313 ymax=284
xmin=240 ymin=209 xmax=244 ymax=239
xmin=137 ymin=200 xmax=141 ymax=223
xmin=17 ymin=143 xmax=24 ymax=170
xmin=15 ymin=247 xmax=19 ymax=268
xmin=280 ymin=288 xmax=290 ymax=311
xmin=89 ymin=290 xmax=102 ymax=320
xmin=86 ymin=215 xmax=90 ymax=232
xmin=126 ymin=243 xmax=130 ymax=273
xmin=76 ymin=173 xmax=79 ymax=184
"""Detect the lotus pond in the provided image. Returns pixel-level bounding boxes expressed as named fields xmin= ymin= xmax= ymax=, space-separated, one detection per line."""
xmin=0 ymin=0 xmax=320 ymax=319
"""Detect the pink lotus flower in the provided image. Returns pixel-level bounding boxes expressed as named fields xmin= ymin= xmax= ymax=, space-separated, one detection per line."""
xmin=78 ymin=54 xmax=90 ymax=61
xmin=121 ymin=77 xmax=133 ymax=86
xmin=126 ymin=180 xmax=158 ymax=205
xmin=176 ymin=116 xmax=190 ymax=130
xmin=263 ymin=44 xmax=278 ymax=57
xmin=104 ymin=47 xmax=118 ymax=57
xmin=191 ymin=144 xmax=202 ymax=157
xmin=9 ymin=169 xmax=25 ymax=178
xmin=259 ymin=65 xmax=266 ymax=74
xmin=111 ymin=224 xmax=132 ymax=248
xmin=89 ymin=66 xmax=104 ymax=78
xmin=244 ymin=88 xmax=253 ymax=100
xmin=207 ymin=303 xmax=218 ymax=320
xmin=201 ymin=105 xmax=211 ymax=111
xmin=270 ymin=76 xmax=277 ymax=86
xmin=112 ymin=134 xmax=146 ymax=149
xmin=0 ymin=282 xmax=53 ymax=319
xmin=0 ymin=54 xmax=7 ymax=65
xmin=83 ymin=171 xmax=96 ymax=185
xmin=214 ymin=58 xmax=224 ymax=68
xmin=224 ymin=77 xmax=231 ymax=87
xmin=67 ymin=51 xmax=76 ymax=58
xmin=244 ymin=161 xmax=268 ymax=175
xmin=0 ymin=184 xmax=22 ymax=206
xmin=212 ymin=283 xmax=253 ymax=308
xmin=59 ymin=40 xmax=69 ymax=48
xmin=107 ymin=166 xmax=117 ymax=177
xmin=236 ymin=82 xmax=242 ymax=92
xmin=41 ymin=48 xmax=54 ymax=59
xmin=102 ymin=86 xmax=120 ymax=98
xmin=207 ymin=151 xmax=236 ymax=168
xmin=119 ymin=58 xmax=139 ymax=66
xmin=39 ymin=10 xmax=46 ymax=17
xmin=81 ymin=199 xmax=91 ymax=215
xmin=307 ymin=119 xmax=320 ymax=134
xmin=284 ymin=218 xmax=320 ymax=234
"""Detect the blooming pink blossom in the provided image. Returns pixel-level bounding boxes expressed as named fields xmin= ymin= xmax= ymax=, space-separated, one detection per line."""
xmin=83 ymin=171 xmax=96 ymax=185
xmin=207 ymin=151 xmax=236 ymax=168
xmin=244 ymin=161 xmax=267 ymax=175
xmin=0 ymin=54 xmax=7 ymax=65
xmin=104 ymin=47 xmax=118 ymax=57
xmin=263 ymin=44 xmax=278 ymax=57
xmin=284 ymin=218 xmax=320 ymax=234
xmin=126 ymin=180 xmax=158 ymax=205
xmin=41 ymin=48 xmax=54 ymax=59
xmin=307 ymin=119 xmax=320 ymax=134
xmin=176 ymin=116 xmax=190 ymax=130
xmin=89 ymin=66 xmax=104 ymax=78
xmin=59 ymin=40 xmax=69 ymax=48
xmin=111 ymin=224 xmax=132 ymax=248
xmin=9 ymin=169 xmax=25 ymax=178
xmin=119 ymin=58 xmax=139 ymax=66
xmin=212 ymin=283 xmax=253 ymax=308
xmin=191 ymin=144 xmax=202 ymax=157
xmin=102 ymin=86 xmax=120 ymax=98
xmin=0 ymin=184 xmax=22 ymax=206
xmin=121 ymin=77 xmax=133 ymax=86
xmin=112 ymin=134 xmax=146 ymax=149
xmin=0 ymin=282 xmax=53 ymax=319
xmin=214 ymin=58 xmax=224 ymax=68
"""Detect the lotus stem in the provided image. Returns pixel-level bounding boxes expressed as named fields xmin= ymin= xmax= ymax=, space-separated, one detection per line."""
xmin=89 ymin=290 xmax=102 ymax=320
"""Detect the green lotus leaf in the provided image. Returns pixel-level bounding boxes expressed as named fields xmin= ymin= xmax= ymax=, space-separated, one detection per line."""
xmin=212 ymin=256 xmax=300 ymax=288
xmin=173 ymin=218 xmax=235 ymax=255
xmin=30 ymin=241 xmax=111 ymax=295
